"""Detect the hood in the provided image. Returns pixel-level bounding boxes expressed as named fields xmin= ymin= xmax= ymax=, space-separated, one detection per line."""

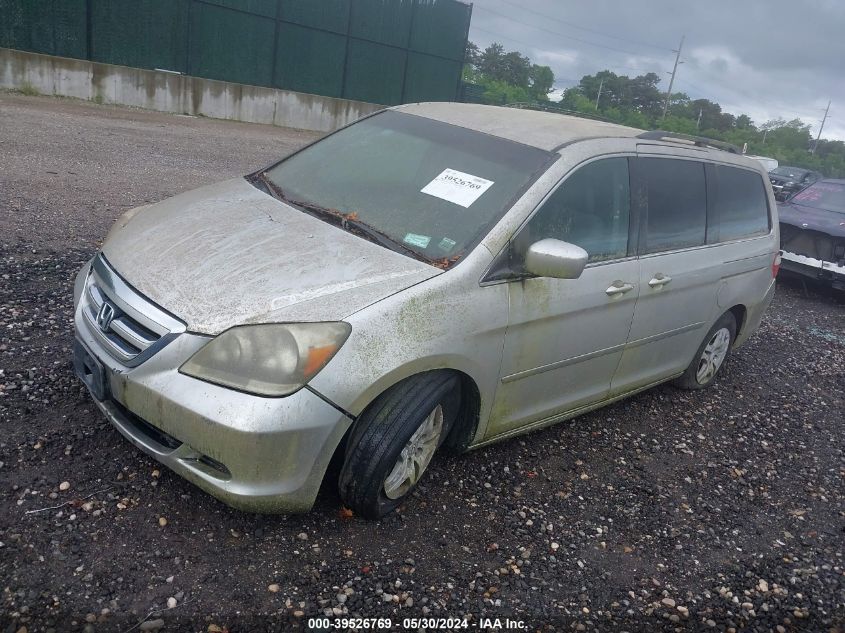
xmin=102 ymin=178 xmax=441 ymax=334
xmin=778 ymin=201 xmax=845 ymax=238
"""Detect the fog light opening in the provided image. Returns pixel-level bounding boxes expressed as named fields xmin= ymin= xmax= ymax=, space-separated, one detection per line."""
xmin=182 ymin=453 xmax=232 ymax=480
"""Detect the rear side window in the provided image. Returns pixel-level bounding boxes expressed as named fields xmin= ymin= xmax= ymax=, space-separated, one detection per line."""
xmin=639 ymin=158 xmax=707 ymax=254
xmin=707 ymin=165 xmax=770 ymax=242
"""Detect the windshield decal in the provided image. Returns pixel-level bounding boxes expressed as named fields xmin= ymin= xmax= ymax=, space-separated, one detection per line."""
xmin=438 ymin=237 xmax=457 ymax=252
xmin=420 ymin=168 xmax=495 ymax=208
xmin=403 ymin=233 xmax=432 ymax=249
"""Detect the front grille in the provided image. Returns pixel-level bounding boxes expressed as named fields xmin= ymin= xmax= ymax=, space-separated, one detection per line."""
xmin=79 ymin=256 xmax=185 ymax=366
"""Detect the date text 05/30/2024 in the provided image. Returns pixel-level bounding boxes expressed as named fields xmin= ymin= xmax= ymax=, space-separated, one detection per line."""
xmin=306 ymin=617 xmax=527 ymax=630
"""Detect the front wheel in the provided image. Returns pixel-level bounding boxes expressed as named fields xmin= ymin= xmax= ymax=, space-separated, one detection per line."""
xmin=673 ymin=312 xmax=736 ymax=390
xmin=338 ymin=371 xmax=460 ymax=519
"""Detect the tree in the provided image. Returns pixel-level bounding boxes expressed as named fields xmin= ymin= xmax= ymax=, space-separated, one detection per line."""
xmin=459 ymin=41 xmax=845 ymax=177
xmin=628 ymin=72 xmax=663 ymax=117
xmin=477 ymin=44 xmax=532 ymax=88
xmin=689 ymin=99 xmax=735 ymax=131
xmin=464 ymin=41 xmax=480 ymax=68
xmin=735 ymin=114 xmax=754 ymax=130
xmin=476 ymin=43 xmax=506 ymax=82
xmin=764 ymin=118 xmax=812 ymax=151
xmin=528 ymin=65 xmax=554 ymax=101
xmin=501 ymin=51 xmax=531 ymax=88
xmin=467 ymin=41 xmax=555 ymax=105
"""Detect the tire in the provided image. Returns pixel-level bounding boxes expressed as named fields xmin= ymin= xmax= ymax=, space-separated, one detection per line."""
xmin=339 ymin=371 xmax=460 ymax=519
xmin=673 ymin=312 xmax=737 ymax=390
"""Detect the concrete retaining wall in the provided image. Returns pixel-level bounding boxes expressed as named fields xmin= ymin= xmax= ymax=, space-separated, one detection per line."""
xmin=0 ymin=48 xmax=383 ymax=132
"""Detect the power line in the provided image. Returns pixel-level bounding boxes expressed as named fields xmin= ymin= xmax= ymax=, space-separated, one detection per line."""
xmin=675 ymin=77 xmax=823 ymax=124
xmin=473 ymin=5 xmax=662 ymax=59
xmin=470 ymin=24 xmax=665 ymax=78
xmin=491 ymin=0 xmax=674 ymax=53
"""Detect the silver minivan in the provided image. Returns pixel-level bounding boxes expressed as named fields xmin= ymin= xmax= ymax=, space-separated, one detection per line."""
xmin=73 ymin=103 xmax=779 ymax=518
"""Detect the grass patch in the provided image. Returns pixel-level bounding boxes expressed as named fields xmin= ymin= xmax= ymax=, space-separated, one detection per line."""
xmin=16 ymin=82 xmax=41 ymax=96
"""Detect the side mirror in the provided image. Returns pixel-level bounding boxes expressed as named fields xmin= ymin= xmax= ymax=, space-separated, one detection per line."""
xmin=523 ymin=238 xmax=589 ymax=280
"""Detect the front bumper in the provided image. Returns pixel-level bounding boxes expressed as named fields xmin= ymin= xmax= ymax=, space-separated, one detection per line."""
xmin=73 ymin=264 xmax=352 ymax=513
xmin=780 ymin=250 xmax=845 ymax=289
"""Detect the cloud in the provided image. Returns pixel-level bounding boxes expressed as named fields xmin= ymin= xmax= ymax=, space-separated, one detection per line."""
xmin=468 ymin=0 xmax=844 ymax=140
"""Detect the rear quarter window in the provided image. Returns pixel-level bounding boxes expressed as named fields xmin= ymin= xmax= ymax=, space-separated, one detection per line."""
xmin=707 ymin=165 xmax=770 ymax=242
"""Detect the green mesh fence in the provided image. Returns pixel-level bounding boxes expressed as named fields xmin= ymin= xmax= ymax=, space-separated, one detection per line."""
xmin=345 ymin=38 xmax=407 ymax=105
xmin=1 ymin=0 xmax=471 ymax=105
xmin=410 ymin=0 xmax=470 ymax=59
xmin=280 ymin=0 xmax=349 ymax=33
xmin=90 ymin=0 xmax=189 ymax=72
xmin=188 ymin=3 xmax=276 ymax=85
xmin=275 ymin=22 xmax=346 ymax=97
xmin=0 ymin=0 xmax=87 ymax=59
xmin=349 ymin=0 xmax=413 ymax=48
xmin=404 ymin=52 xmax=462 ymax=103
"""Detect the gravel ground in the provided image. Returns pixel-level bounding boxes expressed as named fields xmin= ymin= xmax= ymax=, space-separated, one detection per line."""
xmin=1 ymin=93 xmax=844 ymax=632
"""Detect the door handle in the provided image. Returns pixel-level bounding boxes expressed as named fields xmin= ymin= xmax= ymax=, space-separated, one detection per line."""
xmin=648 ymin=274 xmax=672 ymax=288
xmin=606 ymin=281 xmax=635 ymax=296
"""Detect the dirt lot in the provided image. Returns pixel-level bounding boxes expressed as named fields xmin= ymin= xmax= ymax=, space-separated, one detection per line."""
xmin=1 ymin=93 xmax=844 ymax=632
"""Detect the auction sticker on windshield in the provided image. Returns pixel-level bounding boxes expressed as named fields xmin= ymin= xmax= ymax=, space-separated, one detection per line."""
xmin=421 ymin=168 xmax=495 ymax=208
xmin=403 ymin=233 xmax=431 ymax=248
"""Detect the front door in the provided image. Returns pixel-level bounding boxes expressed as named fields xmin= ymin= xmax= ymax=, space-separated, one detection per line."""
xmin=487 ymin=157 xmax=640 ymax=438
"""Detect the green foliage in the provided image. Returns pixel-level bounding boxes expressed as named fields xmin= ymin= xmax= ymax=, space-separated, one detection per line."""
xmin=529 ymin=65 xmax=555 ymax=101
xmin=16 ymin=82 xmax=40 ymax=96
xmin=461 ymin=42 xmax=845 ymax=177
xmin=660 ymin=115 xmax=700 ymax=136
xmin=463 ymin=41 xmax=555 ymax=104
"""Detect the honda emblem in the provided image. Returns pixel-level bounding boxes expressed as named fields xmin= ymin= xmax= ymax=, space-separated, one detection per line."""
xmin=95 ymin=302 xmax=116 ymax=332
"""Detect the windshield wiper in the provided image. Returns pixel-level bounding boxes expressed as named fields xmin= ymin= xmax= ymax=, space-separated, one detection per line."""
xmin=252 ymin=172 xmax=436 ymax=266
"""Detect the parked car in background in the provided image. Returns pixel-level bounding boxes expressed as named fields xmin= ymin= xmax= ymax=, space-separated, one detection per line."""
xmin=779 ymin=179 xmax=845 ymax=290
xmin=769 ymin=165 xmax=822 ymax=201
xmin=72 ymin=104 xmax=780 ymax=518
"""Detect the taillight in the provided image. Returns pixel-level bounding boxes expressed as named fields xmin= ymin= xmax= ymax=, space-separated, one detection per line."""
xmin=772 ymin=251 xmax=782 ymax=278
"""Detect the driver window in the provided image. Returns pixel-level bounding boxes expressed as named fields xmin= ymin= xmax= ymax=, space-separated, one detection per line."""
xmin=517 ymin=157 xmax=631 ymax=263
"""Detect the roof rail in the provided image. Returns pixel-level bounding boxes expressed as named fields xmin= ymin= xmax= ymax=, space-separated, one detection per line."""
xmin=637 ymin=130 xmax=741 ymax=154
xmin=504 ymin=102 xmax=619 ymax=124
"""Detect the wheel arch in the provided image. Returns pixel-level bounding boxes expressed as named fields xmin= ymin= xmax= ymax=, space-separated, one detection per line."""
xmin=726 ymin=304 xmax=748 ymax=342
xmin=323 ymin=365 xmax=484 ymax=482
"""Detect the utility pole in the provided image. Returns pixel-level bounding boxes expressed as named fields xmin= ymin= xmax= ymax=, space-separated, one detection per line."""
xmin=595 ymin=77 xmax=604 ymax=110
xmin=661 ymin=35 xmax=685 ymax=120
xmin=696 ymin=108 xmax=702 ymax=129
xmin=811 ymin=100 xmax=831 ymax=154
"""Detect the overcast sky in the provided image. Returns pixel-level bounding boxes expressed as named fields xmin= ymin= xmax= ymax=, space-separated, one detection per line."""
xmin=467 ymin=0 xmax=844 ymax=141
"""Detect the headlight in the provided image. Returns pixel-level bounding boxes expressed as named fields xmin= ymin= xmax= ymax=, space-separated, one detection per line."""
xmin=180 ymin=322 xmax=351 ymax=396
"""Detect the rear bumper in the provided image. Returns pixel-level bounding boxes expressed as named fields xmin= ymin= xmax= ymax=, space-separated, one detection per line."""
xmin=780 ymin=250 xmax=845 ymax=289
xmin=73 ymin=265 xmax=352 ymax=513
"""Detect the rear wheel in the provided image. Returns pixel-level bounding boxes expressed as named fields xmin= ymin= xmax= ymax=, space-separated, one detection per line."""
xmin=338 ymin=371 xmax=460 ymax=519
xmin=673 ymin=312 xmax=736 ymax=390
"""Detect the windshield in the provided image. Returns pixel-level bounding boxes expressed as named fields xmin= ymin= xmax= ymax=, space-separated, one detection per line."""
xmin=790 ymin=181 xmax=845 ymax=213
xmin=262 ymin=110 xmax=554 ymax=266
xmin=771 ymin=166 xmax=808 ymax=179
